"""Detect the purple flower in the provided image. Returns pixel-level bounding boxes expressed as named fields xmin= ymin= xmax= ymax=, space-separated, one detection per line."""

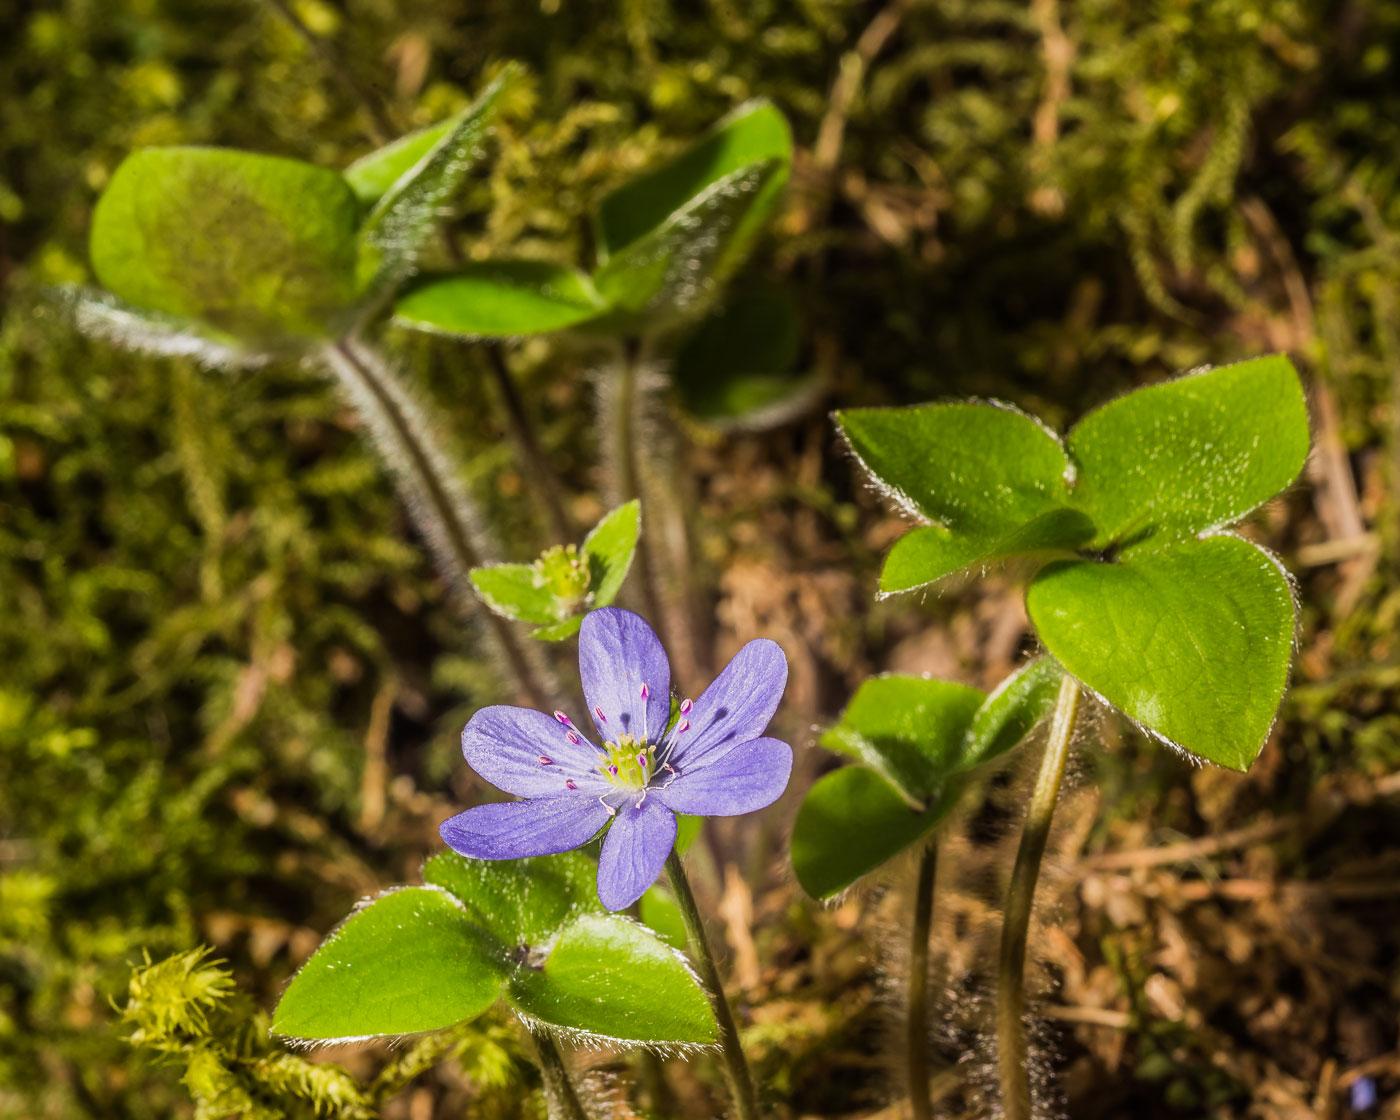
xmin=440 ymin=607 xmax=791 ymax=911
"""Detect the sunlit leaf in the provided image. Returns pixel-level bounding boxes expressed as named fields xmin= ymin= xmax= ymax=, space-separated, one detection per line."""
xmin=506 ymin=914 xmax=715 ymax=1044
xmin=423 ymin=850 xmax=602 ymax=947
xmin=1067 ymin=356 xmax=1310 ymax=548
xmin=272 ymin=887 xmax=505 ymax=1041
xmin=90 ymin=146 xmax=361 ymax=343
xmin=1028 ymin=535 xmax=1296 ymax=770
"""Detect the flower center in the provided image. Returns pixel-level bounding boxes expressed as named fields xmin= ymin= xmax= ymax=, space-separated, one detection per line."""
xmin=596 ymin=732 xmax=655 ymax=791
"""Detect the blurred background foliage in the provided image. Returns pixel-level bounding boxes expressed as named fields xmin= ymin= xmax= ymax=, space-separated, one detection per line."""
xmin=2 ymin=0 xmax=1400 ymax=1116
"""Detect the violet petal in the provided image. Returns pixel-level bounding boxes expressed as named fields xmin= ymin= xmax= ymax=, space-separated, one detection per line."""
xmin=462 ymin=705 xmax=610 ymax=798
xmin=578 ymin=608 xmax=671 ymax=743
xmin=667 ymin=639 xmax=787 ymax=768
xmin=657 ymin=736 xmax=792 ymax=816
xmin=439 ymin=796 xmax=611 ymax=860
xmin=596 ymin=797 xmax=677 ymax=911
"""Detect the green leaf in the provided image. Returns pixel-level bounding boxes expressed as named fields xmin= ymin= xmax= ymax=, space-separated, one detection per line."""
xmin=470 ymin=563 xmax=559 ymax=625
xmin=673 ymin=287 xmax=819 ymax=428
xmin=90 ymin=147 xmax=361 ymax=343
xmin=581 ymin=500 xmax=641 ymax=609
xmin=529 ymin=616 xmax=586 ymax=641
xmin=506 ymin=914 xmax=716 ymax=1044
xmin=791 ymin=768 xmax=954 ymax=900
xmin=838 ymin=403 xmax=1089 ymax=590
xmin=879 ymin=508 xmax=1095 ymax=594
xmin=638 ymin=887 xmax=688 ymax=950
xmin=595 ymin=100 xmax=792 ymax=260
xmin=1067 ymin=356 xmax=1310 ymax=547
xmin=961 ymin=656 xmax=1064 ymax=769
xmin=272 ymin=887 xmax=505 ymax=1041
xmin=819 ymin=676 xmax=984 ymax=803
xmin=1027 ymin=535 xmax=1296 ymax=770
xmin=423 ymin=850 xmax=601 ymax=947
xmin=356 ymin=69 xmax=511 ymax=296
xmin=394 ymin=260 xmax=607 ymax=338
xmin=343 ymin=117 xmax=459 ymax=206
xmin=591 ymin=159 xmax=789 ymax=332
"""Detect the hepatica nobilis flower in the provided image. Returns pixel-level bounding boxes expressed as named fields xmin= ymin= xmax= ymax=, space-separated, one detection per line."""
xmin=441 ymin=607 xmax=792 ymax=910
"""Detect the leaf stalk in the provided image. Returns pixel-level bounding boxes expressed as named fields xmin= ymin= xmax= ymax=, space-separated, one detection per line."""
xmin=996 ymin=673 xmax=1080 ymax=1120
xmin=323 ymin=338 xmax=556 ymax=708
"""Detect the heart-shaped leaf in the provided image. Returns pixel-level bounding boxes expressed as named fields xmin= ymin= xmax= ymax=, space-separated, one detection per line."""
xmin=356 ymin=69 xmax=511 ymax=297
xmin=792 ymin=768 xmax=955 ymax=900
xmin=343 ymin=117 xmax=460 ymax=206
xmin=272 ymin=886 xmax=505 ymax=1041
xmin=278 ymin=853 xmax=714 ymax=1048
xmin=90 ymin=147 xmax=361 ymax=344
xmin=819 ymin=677 xmax=984 ymax=803
xmin=1067 ymin=356 xmax=1311 ymax=547
xmin=394 ymin=260 xmax=607 ymax=338
xmin=1027 ymin=535 xmax=1296 ymax=770
xmin=794 ymin=658 xmax=1068 ymax=898
xmin=423 ymin=849 xmax=601 ymax=947
xmin=595 ymin=100 xmax=791 ymax=261
xmin=506 ymin=914 xmax=716 ymax=1045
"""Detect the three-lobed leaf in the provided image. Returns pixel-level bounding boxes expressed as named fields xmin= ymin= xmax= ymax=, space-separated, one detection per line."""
xmin=792 ymin=661 xmax=1062 ymax=899
xmin=275 ymin=853 xmax=714 ymax=1046
xmin=90 ymin=146 xmax=362 ymax=344
xmin=838 ymin=357 xmax=1310 ymax=769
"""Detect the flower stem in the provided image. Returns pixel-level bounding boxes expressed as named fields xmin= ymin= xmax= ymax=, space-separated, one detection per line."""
xmin=323 ymin=338 xmax=555 ymax=709
xmin=483 ymin=343 xmax=574 ymax=544
xmin=907 ymin=839 xmax=937 ymax=1120
xmin=996 ymin=673 xmax=1080 ymax=1120
xmin=533 ymin=1034 xmax=590 ymax=1120
xmin=602 ymin=343 xmax=705 ymax=687
xmin=665 ymin=849 xmax=762 ymax=1120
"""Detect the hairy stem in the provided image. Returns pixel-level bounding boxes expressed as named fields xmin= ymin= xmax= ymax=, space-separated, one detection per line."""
xmin=483 ymin=344 xmax=574 ymax=544
xmin=997 ymin=674 xmax=1081 ymax=1120
xmin=534 ymin=1034 xmax=590 ymax=1120
xmin=601 ymin=343 xmax=704 ymax=687
xmin=323 ymin=338 xmax=555 ymax=708
xmin=665 ymin=849 xmax=762 ymax=1120
xmin=602 ymin=345 xmax=668 ymax=625
xmin=908 ymin=840 xmax=937 ymax=1120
